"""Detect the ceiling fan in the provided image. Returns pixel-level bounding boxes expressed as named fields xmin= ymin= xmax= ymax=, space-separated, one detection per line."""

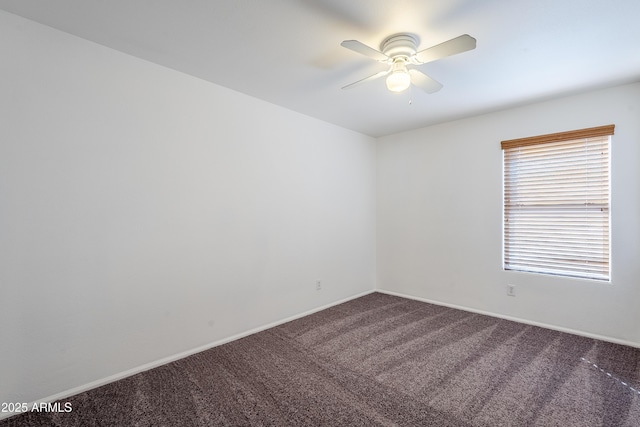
xmin=340 ymin=33 xmax=476 ymax=93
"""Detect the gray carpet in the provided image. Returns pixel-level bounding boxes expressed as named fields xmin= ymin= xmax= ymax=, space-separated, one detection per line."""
xmin=3 ymin=292 xmax=640 ymax=426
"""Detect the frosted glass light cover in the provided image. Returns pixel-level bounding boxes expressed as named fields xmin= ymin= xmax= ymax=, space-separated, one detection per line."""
xmin=386 ymin=71 xmax=411 ymax=92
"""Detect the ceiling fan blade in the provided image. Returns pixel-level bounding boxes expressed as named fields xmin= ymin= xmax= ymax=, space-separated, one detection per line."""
xmin=340 ymin=40 xmax=389 ymax=62
xmin=413 ymin=34 xmax=476 ymax=64
xmin=341 ymin=69 xmax=390 ymax=90
xmin=409 ymin=69 xmax=443 ymax=94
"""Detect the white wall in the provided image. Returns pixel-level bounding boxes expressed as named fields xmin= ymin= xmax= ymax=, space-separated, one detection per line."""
xmin=0 ymin=11 xmax=376 ymax=406
xmin=377 ymin=82 xmax=640 ymax=346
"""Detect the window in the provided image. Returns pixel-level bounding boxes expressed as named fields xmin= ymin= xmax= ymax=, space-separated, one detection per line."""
xmin=501 ymin=125 xmax=614 ymax=281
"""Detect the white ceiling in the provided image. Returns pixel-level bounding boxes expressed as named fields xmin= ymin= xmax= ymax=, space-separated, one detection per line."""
xmin=2 ymin=0 xmax=640 ymax=137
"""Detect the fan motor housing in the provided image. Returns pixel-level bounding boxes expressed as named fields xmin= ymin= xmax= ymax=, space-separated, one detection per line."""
xmin=381 ymin=33 xmax=419 ymax=59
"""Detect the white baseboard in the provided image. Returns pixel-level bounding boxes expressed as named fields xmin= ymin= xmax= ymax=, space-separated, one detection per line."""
xmin=376 ymin=289 xmax=640 ymax=349
xmin=0 ymin=289 xmax=375 ymax=421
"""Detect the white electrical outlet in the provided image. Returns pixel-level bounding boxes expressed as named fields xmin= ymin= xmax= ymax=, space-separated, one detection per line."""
xmin=507 ymin=284 xmax=516 ymax=296
xmin=316 ymin=280 xmax=322 ymax=291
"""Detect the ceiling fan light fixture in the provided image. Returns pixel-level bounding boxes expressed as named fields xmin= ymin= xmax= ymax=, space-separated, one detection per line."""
xmin=386 ymin=59 xmax=411 ymax=92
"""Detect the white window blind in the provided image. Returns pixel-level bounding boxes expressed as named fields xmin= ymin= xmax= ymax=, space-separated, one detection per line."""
xmin=501 ymin=125 xmax=614 ymax=281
